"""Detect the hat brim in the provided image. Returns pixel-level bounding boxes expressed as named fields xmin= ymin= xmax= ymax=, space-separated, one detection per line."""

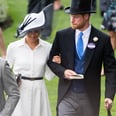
xmin=64 ymin=7 xmax=96 ymax=15
xmin=15 ymin=26 xmax=44 ymax=38
xmin=16 ymin=11 xmax=45 ymax=38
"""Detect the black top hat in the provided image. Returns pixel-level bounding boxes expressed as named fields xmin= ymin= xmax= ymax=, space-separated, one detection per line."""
xmin=65 ymin=0 xmax=96 ymax=14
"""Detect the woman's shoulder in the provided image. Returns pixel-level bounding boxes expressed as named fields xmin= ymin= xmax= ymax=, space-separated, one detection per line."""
xmin=8 ymin=39 xmax=24 ymax=48
xmin=40 ymin=39 xmax=52 ymax=47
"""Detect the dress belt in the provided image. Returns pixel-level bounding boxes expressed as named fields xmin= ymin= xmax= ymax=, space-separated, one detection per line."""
xmin=22 ymin=76 xmax=43 ymax=81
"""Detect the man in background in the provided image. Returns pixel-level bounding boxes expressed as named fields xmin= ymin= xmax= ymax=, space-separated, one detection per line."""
xmin=0 ymin=58 xmax=20 ymax=116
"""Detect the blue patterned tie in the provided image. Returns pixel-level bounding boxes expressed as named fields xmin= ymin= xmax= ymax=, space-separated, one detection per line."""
xmin=77 ymin=32 xmax=83 ymax=59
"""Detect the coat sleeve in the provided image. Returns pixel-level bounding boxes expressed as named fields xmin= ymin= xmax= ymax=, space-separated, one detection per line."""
xmin=44 ymin=43 xmax=55 ymax=80
xmin=47 ymin=32 xmax=66 ymax=79
xmin=44 ymin=64 xmax=55 ymax=80
xmin=103 ymin=36 xmax=116 ymax=100
xmin=0 ymin=59 xmax=20 ymax=116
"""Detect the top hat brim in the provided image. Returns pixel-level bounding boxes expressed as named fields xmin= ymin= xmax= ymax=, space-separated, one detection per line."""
xmin=64 ymin=7 xmax=96 ymax=15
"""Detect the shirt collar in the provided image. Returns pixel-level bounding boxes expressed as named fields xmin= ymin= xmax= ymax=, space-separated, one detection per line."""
xmin=17 ymin=37 xmax=44 ymax=48
xmin=76 ymin=24 xmax=91 ymax=38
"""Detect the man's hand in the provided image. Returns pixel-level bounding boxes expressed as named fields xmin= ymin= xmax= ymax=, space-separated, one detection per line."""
xmin=52 ymin=55 xmax=61 ymax=64
xmin=104 ymin=98 xmax=113 ymax=110
xmin=64 ymin=69 xmax=77 ymax=80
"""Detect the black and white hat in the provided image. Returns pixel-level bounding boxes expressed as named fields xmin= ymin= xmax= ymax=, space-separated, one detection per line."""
xmin=15 ymin=10 xmax=45 ymax=38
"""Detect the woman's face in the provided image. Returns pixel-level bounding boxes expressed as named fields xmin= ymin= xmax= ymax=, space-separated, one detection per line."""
xmin=27 ymin=30 xmax=40 ymax=41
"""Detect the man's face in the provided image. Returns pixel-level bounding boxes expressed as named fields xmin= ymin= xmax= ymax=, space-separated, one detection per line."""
xmin=70 ymin=14 xmax=89 ymax=30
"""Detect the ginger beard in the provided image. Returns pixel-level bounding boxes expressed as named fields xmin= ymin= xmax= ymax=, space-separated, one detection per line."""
xmin=70 ymin=14 xmax=89 ymax=30
xmin=71 ymin=21 xmax=85 ymax=30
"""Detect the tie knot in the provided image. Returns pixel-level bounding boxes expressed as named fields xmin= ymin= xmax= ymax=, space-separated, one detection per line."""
xmin=79 ymin=32 xmax=83 ymax=38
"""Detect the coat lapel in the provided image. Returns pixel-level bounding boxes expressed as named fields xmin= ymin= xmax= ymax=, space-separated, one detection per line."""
xmin=66 ymin=28 xmax=75 ymax=69
xmin=83 ymin=26 xmax=99 ymax=73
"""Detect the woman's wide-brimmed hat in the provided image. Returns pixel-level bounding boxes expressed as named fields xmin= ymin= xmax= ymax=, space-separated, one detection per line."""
xmin=65 ymin=0 xmax=96 ymax=15
xmin=15 ymin=11 xmax=45 ymax=38
xmin=15 ymin=3 xmax=53 ymax=38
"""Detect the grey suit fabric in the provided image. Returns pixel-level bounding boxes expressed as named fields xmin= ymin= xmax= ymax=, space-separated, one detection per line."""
xmin=0 ymin=58 xmax=20 ymax=116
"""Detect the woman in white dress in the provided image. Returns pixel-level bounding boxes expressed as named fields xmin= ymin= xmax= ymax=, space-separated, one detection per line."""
xmin=6 ymin=9 xmax=55 ymax=116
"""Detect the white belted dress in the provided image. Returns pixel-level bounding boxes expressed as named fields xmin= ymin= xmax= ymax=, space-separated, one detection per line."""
xmin=6 ymin=38 xmax=54 ymax=116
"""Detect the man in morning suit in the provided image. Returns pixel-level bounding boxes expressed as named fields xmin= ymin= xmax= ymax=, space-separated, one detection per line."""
xmin=47 ymin=0 xmax=116 ymax=116
xmin=0 ymin=58 xmax=20 ymax=116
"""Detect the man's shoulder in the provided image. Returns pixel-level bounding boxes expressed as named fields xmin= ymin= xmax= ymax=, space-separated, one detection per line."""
xmin=92 ymin=26 xmax=110 ymax=38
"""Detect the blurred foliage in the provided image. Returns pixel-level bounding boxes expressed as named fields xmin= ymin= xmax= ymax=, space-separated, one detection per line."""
xmin=0 ymin=0 xmax=8 ymax=22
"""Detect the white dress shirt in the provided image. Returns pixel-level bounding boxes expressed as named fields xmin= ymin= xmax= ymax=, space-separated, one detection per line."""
xmin=75 ymin=25 xmax=91 ymax=53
